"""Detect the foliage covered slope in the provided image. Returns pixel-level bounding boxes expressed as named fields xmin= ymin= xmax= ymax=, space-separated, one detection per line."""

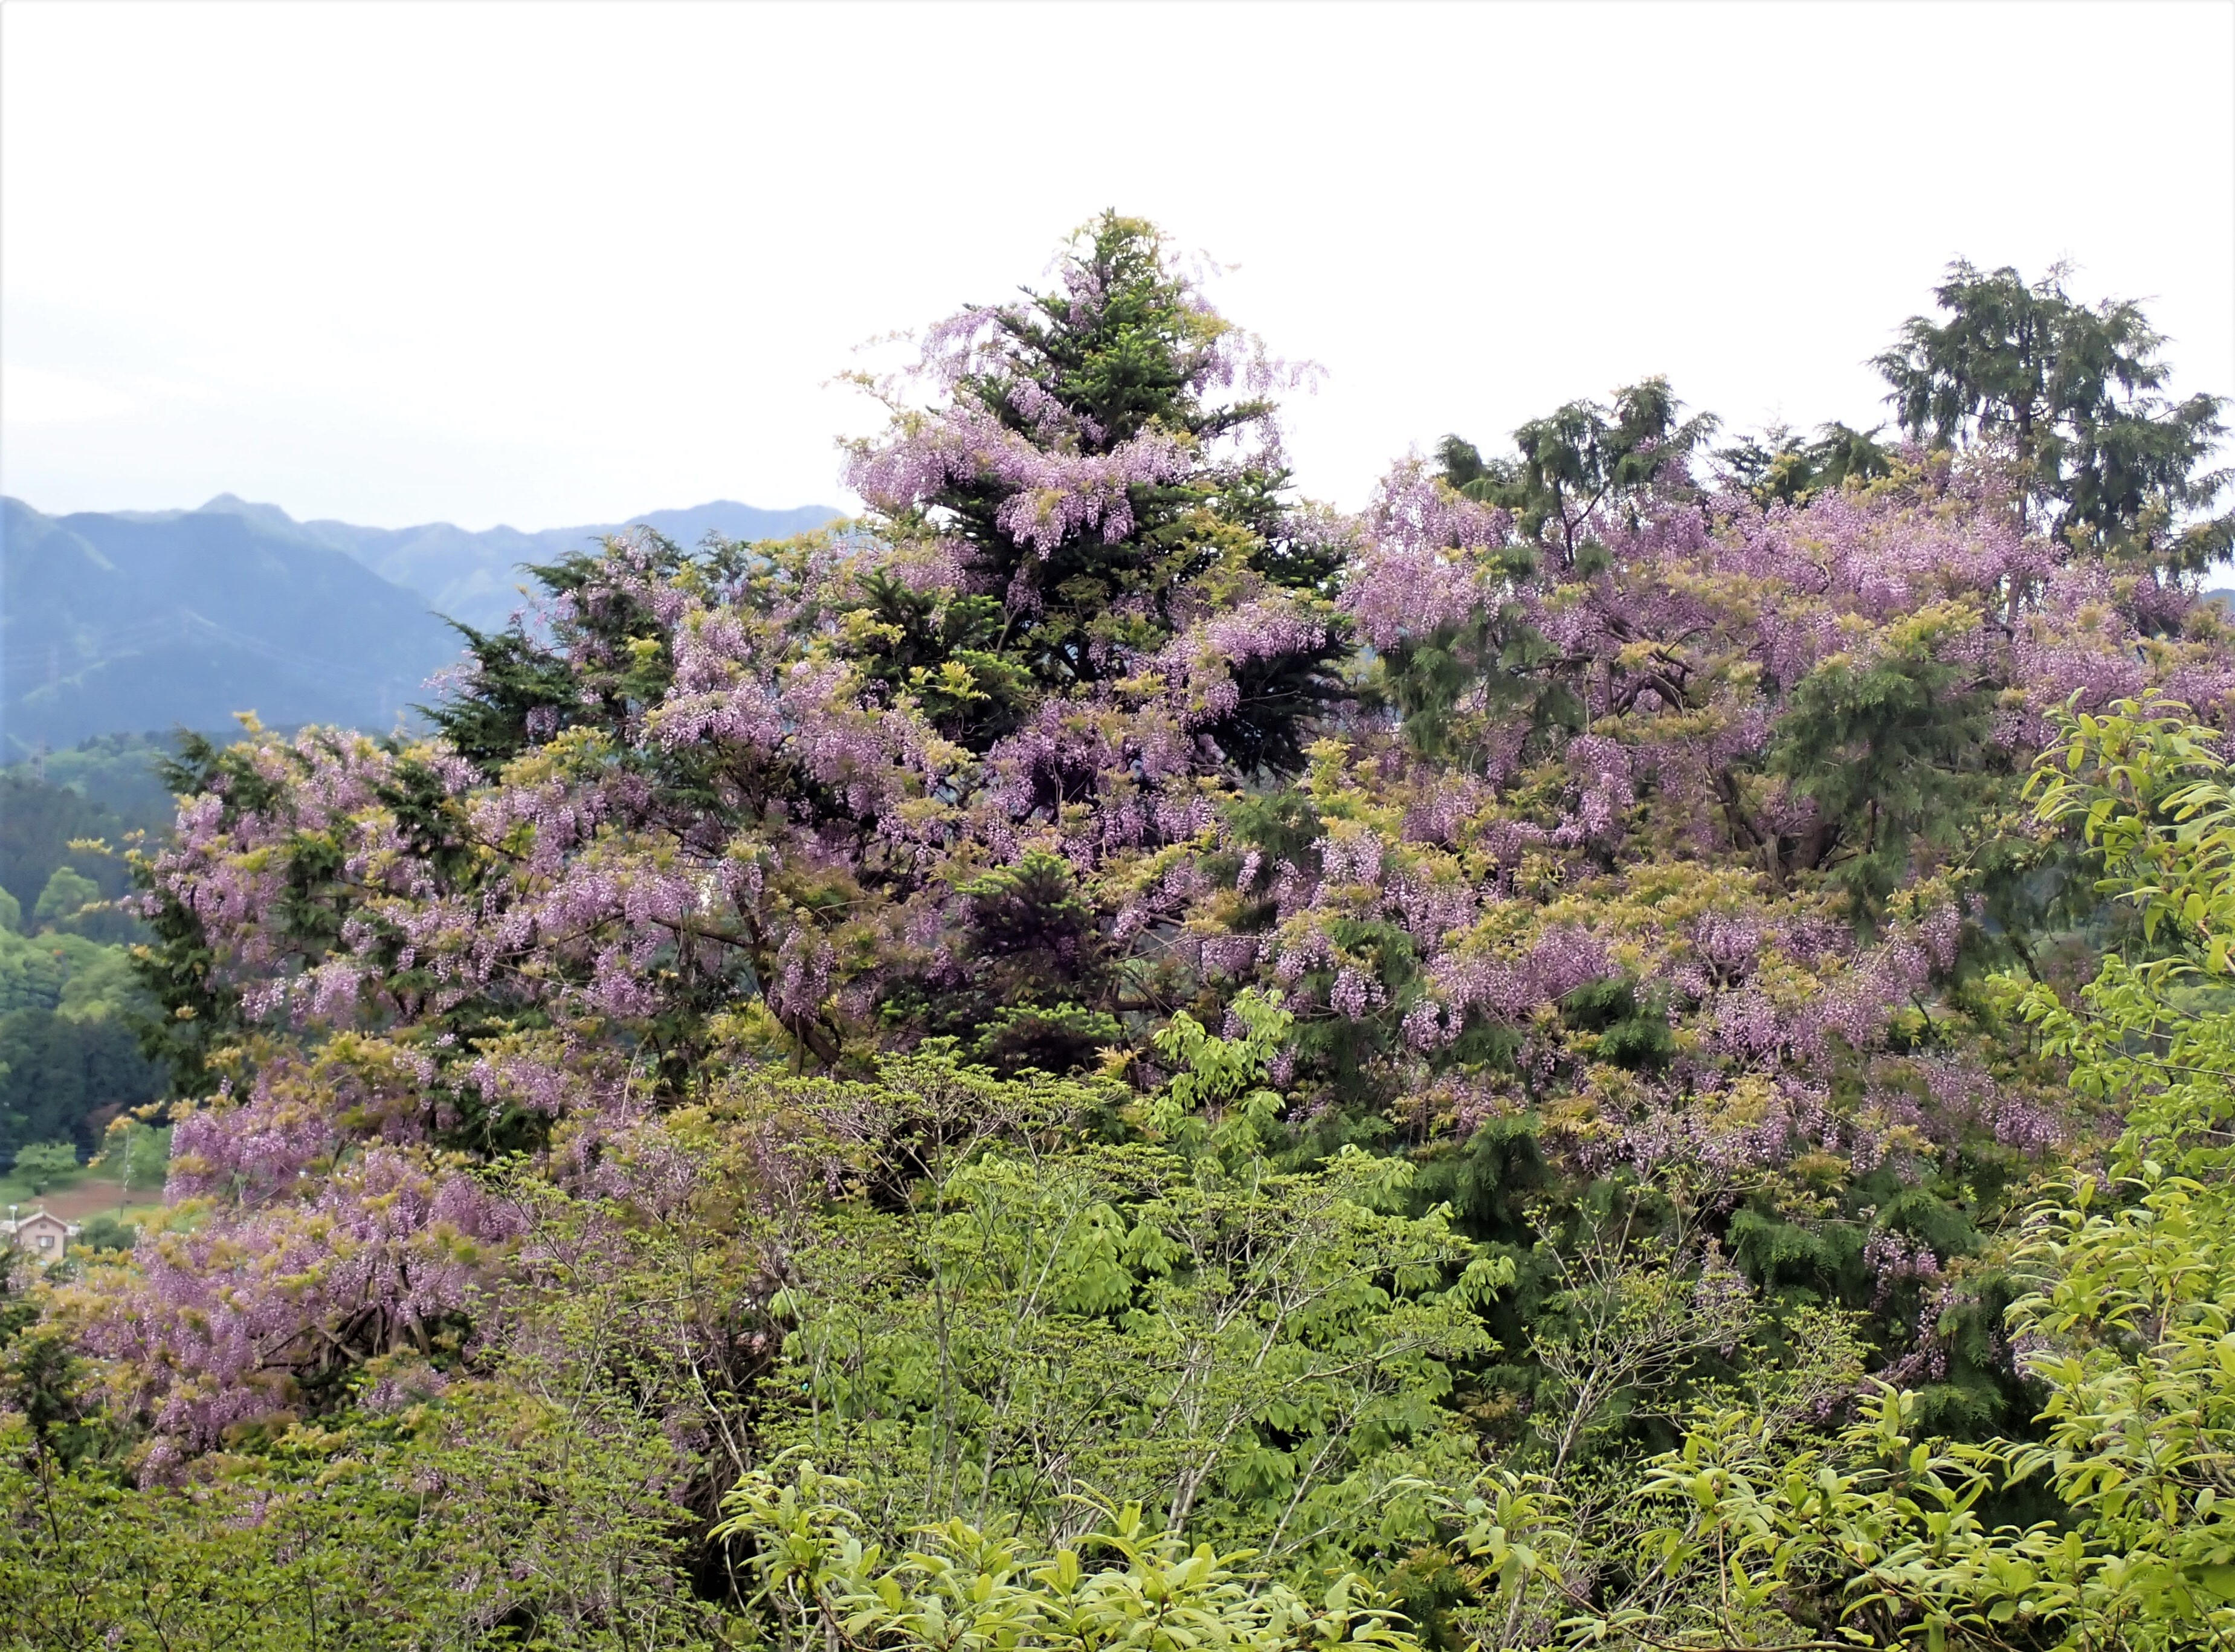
xmin=4 ymin=219 xmax=2234 ymax=1651
xmin=0 ymin=770 xmax=164 ymax=1169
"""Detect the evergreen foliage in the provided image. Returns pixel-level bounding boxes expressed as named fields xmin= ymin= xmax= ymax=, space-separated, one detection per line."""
xmin=1874 ymin=260 xmax=2234 ymax=569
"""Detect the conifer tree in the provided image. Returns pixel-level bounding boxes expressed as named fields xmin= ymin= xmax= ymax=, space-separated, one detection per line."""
xmin=846 ymin=210 xmax=1349 ymax=774
xmin=1875 ymin=260 xmax=2233 ymax=569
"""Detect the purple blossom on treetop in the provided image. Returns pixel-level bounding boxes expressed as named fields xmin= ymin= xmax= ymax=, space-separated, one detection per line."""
xmin=850 ymin=407 xmax=1197 ymax=555
xmin=831 ymin=212 xmax=1350 ymax=780
xmin=1340 ymin=457 xmax=1510 ymax=653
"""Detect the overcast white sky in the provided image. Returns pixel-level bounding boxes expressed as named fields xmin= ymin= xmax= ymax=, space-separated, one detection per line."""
xmin=4 ymin=1 xmax=2231 ymax=531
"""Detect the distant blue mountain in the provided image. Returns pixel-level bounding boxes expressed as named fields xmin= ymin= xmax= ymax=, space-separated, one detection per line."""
xmin=2 ymin=495 xmax=460 ymax=755
xmin=2 ymin=494 xmax=844 ymax=754
xmin=295 ymin=499 xmax=845 ymax=632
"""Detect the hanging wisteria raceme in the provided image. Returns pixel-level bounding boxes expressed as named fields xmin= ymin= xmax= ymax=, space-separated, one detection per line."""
xmin=66 ymin=1144 xmax=522 ymax=1468
xmin=1245 ymin=444 xmax=2235 ymax=1163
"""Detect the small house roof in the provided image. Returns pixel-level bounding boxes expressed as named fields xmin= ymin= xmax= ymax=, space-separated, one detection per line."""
xmin=1 ymin=1207 xmax=82 ymax=1238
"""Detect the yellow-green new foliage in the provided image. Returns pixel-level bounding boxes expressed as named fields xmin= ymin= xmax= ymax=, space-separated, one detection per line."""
xmin=717 ymin=1464 xmax=1426 ymax=1652
xmin=755 ymin=996 xmax=1514 ymax=1575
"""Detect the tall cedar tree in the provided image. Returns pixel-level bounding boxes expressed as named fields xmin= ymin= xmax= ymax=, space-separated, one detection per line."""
xmin=1875 ymin=260 xmax=2233 ymax=570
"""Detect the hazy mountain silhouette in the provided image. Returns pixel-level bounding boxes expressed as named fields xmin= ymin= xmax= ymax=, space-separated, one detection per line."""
xmin=2 ymin=494 xmax=843 ymax=754
xmin=3 ymin=495 xmax=460 ymax=754
xmin=296 ymin=499 xmax=843 ymax=631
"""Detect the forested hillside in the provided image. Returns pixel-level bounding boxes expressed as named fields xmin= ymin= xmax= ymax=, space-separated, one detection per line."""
xmin=4 ymin=219 xmax=2234 ymax=1651
xmin=0 ymin=766 xmax=166 ymax=1172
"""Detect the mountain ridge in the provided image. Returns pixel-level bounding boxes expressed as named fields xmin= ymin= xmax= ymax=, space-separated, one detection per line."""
xmin=279 ymin=496 xmax=845 ymax=631
xmin=2 ymin=494 xmax=459 ymax=755
xmin=2 ymin=493 xmax=845 ymax=753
